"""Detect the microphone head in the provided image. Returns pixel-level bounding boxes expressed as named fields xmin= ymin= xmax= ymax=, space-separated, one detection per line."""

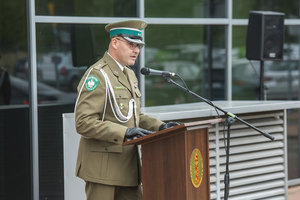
xmin=140 ymin=67 xmax=149 ymax=75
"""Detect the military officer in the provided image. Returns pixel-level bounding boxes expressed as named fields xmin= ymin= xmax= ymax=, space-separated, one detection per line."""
xmin=74 ymin=20 xmax=180 ymax=200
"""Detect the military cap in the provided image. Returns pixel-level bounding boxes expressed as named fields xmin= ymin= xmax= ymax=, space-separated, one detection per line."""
xmin=105 ymin=20 xmax=147 ymax=45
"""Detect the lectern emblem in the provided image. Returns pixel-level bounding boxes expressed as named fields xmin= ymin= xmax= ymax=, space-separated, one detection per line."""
xmin=190 ymin=148 xmax=203 ymax=188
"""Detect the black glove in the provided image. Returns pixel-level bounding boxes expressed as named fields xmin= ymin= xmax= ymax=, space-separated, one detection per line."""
xmin=159 ymin=122 xmax=181 ymax=131
xmin=125 ymin=127 xmax=155 ymax=139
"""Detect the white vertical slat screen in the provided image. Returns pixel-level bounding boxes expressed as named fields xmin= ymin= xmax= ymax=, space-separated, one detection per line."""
xmin=209 ymin=110 xmax=286 ymax=200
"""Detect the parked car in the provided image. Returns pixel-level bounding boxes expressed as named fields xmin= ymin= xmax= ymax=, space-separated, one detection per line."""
xmin=144 ymin=60 xmax=203 ymax=106
xmin=232 ymin=59 xmax=260 ymax=100
xmin=13 ymin=58 xmax=28 ymax=79
xmin=264 ymin=60 xmax=299 ymax=100
xmin=22 ymin=52 xmax=87 ymax=92
xmin=9 ymin=75 xmax=77 ymax=105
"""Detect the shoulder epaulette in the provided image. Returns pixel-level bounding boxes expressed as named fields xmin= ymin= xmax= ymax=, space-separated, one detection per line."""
xmin=92 ymin=59 xmax=108 ymax=70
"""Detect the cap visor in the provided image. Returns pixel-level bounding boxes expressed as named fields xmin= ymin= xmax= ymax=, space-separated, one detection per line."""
xmin=123 ymin=36 xmax=145 ymax=45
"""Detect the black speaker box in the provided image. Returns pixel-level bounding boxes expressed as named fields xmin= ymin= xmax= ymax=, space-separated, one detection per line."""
xmin=246 ymin=11 xmax=285 ymax=61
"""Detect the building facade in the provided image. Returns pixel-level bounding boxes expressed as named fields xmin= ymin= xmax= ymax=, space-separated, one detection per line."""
xmin=0 ymin=0 xmax=300 ymax=199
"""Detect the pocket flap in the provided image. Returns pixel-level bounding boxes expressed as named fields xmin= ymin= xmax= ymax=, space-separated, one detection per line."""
xmin=114 ymin=88 xmax=129 ymax=99
xmin=90 ymin=140 xmax=123 ymax=153
xmin=135 ymin=90 xmax=141 ymax=98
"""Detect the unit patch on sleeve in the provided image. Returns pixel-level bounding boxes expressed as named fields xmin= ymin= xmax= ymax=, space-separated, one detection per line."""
xmin=85 ymin=75 xmax=100 ymax=91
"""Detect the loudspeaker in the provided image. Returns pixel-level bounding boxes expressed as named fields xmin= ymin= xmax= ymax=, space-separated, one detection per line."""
xmin=246 ymin=11 xmax=285 ymax=61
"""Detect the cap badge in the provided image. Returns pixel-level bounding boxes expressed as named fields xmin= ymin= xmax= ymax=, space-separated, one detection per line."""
xmin=140 ymin=22 xmax=147 ymax=30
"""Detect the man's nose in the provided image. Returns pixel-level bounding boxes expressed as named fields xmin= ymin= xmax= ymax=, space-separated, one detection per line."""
xmin=133 ymin=46 xmax=140 ymax=53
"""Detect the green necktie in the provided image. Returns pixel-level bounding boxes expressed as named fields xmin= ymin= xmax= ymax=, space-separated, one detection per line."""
xmin=123 ymin=67 xmax=128 ymax=77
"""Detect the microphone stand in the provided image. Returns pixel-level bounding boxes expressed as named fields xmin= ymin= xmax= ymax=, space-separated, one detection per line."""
xmin=161 ymin=74 xmax=275 ymax=200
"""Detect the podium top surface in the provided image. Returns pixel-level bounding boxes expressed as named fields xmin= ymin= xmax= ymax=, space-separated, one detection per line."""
xmin=63 ymin=100 xmax=300 ymax=122
xmin=123 ymin=118 xmax=222 ymax=146
xmin=140 ymin=100 xmax=300 ymax=121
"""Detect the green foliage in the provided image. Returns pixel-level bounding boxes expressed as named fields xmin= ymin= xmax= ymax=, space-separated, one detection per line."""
xmin=233 ymin=0 xmax=299 ymax=19
xmin=145 ymin=0 xmax=205 ymax=18
xmin=0 ymin=0 xmax=27 ymax=52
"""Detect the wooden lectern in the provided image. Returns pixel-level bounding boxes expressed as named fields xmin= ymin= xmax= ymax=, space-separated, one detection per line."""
xmin=123 ymin=118 xmax=222 ymax=200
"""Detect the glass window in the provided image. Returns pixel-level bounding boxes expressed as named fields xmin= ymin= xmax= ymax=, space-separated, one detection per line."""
xmin=233 ymin=0 xmax=300 ymax=19
xmin=35 ymin=23 xmax=111 ymax=101
xmin=232 ymin=26 xmax=264 ymax=100
xmin=145 ymin=0 xmax=226 ymax=18
xmin=36 ymin=0 xmax=137 ymax=17
xmin=0 ymin=0 xmax=28 ymax=106
xmin=145 ymin=25 xmax=226 ymax=106
xmin=35 ymin=22 xmax=141 ymax=102
xmin=232 ymin=24 xmax=300 ymax=100
xmin=264 ymin=26 xmax=300 ymax=101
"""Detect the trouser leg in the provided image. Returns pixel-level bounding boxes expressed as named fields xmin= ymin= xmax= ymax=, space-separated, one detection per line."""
xmin=85 ymin=182 xmax=142 ymax=200
xmin=85 ymin=182 xmax=115 ymax=200
xmin=115 ymin=184 xmax=142 ymax=200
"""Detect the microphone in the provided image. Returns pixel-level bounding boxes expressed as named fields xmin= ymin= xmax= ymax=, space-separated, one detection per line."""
xmin=140 ymin=67 xmax=175 ymax=77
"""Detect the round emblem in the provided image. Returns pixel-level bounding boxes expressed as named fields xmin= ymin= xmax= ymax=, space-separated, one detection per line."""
xmin=85 ymin=75 xmax=99 ymax=91
xmin=190 ymin=149 xmax=203 ymax=188
xmin=140 ymin=22 xmax=147 ymax=30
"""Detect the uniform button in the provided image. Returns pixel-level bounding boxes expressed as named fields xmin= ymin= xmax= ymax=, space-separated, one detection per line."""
xmin=105 ymin=148 xmax=108 ymax=151
xmin=114 ymin=139 xmax=118 ymax=142
xmin=119 ymin=95 xmax=122 ymax=97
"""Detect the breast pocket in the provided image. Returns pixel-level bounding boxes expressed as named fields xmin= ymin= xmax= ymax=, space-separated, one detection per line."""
xmin=114 ymin=88 xmax=130 ymax=114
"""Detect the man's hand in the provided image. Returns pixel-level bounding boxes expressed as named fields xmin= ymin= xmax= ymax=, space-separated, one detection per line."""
xmin=159 ymin=122 xmax=181 ymax=131
xmin=125 ymin=127 xmax=155 ymax=139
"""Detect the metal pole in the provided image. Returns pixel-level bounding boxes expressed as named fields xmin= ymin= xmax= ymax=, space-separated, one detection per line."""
xmin=138 ymin=0 xmax=146 ymax=107
xmin=26 ymin=0 xmax=39 ymax=199
xmin=226 ymin=0 xmax=233 ymax=101
xmin=259 ymin=60 xmax=264 ymax=100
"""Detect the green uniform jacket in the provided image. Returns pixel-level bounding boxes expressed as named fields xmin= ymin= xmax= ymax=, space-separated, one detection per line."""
xmin=75 ymin=52 xmax=164 ymax=186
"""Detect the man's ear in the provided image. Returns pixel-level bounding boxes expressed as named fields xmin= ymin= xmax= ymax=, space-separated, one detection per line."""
xmin=111 ymin=38 xmax=118 ymax=50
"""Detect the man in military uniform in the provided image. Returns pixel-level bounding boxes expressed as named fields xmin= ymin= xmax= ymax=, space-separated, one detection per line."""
xmin=74 ymin=20 xmax=180 ymax=200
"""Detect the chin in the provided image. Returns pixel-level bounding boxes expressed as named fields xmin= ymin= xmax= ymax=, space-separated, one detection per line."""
xmin=128 ymin=61 xmax=136 ymax=66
